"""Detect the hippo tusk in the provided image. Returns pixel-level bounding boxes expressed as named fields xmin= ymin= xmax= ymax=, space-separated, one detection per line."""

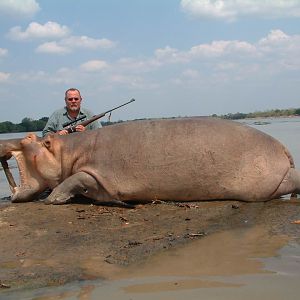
xmin=0 ymin=158 xmax=17 ymax=193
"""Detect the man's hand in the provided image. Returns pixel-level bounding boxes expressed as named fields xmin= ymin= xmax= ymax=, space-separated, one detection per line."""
xmin=57 ymin=125 xmax=86 ymax=135
xmin=58 ymin=125 xmax=86 ymax=135
xmin=58 ymin=129 xmax=69 ymax=135
xmin=75 ymin=124 xmax=86 ymax=132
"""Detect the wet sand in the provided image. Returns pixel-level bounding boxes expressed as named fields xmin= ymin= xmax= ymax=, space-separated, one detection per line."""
xmin=1 ymin=197 xmax=300 ymax=299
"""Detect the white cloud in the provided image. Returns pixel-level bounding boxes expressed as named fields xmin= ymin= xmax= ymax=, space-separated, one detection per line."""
xmin=155 ymin=46 xmax=188 ymax=63
xmin=181 ymin=0 xmax=300 ymax=21
xmin=36 ymin=41 xmax=70 ymax=54
xmin=8 ymin=29 xmax=300 ymax=96
xmin=62 ymin=36 xmax=116 ymax=49
xmin=259 ymin=29 xmax=290 ymax=46
xmin=117 ymin=57 xmax=161 ymax=73
xmin=0 ymin=72 xmax=10 ymax=82
xmin=8 ymin=21 xmax=70 ymax=41
xmin=155 ymin=46 xmax=180 ymax=59
xmin=0 ymin=48 xmax=8 ymax=57
xmin=189 ymin=40 xmax=257 ymax=57
xmin=80 ymin=60 xmax=109 ymax=72
xmin=0 ymin=0 xmax=40 ymax=17
xmin=257 ymin=30 xmax=300 ymax=72
xmin=139 ymin=29 xmax=300 ymax=86
xmin=151 ymin=40 xmax=257 ymax=67
xmin=258 ymin=30 xmax=300 ymax=54
xmin=35 ymin=35 xmax=116 ymax=54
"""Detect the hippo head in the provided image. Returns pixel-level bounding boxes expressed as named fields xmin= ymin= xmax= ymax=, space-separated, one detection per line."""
xmin=0 ymin=133 xmax=62 ymax=202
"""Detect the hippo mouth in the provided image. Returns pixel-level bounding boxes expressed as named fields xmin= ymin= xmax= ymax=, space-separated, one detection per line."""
xmin=0 ymin=151 xmax=26 ymax=194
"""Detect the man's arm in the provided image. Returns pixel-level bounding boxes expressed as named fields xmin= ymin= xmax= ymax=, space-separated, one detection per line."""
xmin=42 ymin=113 xmax=58 ymax=137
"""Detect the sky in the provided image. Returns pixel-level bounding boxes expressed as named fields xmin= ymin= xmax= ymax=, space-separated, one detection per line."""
xmin=0 ymin=0 xmax=300 ymax=123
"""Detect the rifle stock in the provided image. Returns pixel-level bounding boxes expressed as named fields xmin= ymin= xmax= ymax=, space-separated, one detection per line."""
xmin=77 ymin=112 xmax=106 ymax=127
xmin=64 ymin=98 xmax=135 ymax=133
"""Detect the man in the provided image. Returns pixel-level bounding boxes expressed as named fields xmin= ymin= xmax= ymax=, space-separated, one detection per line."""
xmin=42 ymin=88 xmax=100 ymax=136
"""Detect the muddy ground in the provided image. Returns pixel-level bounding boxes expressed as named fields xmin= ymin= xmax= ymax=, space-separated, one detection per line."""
xmin=0 ymin=197 xmax=300 ymax=294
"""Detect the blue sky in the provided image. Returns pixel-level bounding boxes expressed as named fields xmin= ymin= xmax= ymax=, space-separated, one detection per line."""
xmin=0 ymin=0 xmax=300 ymax=123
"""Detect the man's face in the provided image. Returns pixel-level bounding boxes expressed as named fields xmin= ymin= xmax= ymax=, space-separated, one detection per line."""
xmin=65 ymin=90 xmax=82 ymax=113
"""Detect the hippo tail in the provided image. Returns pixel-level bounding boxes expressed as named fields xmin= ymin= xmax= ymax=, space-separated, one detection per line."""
xmin=283 ymin=146 xmax=295 ymax=168
xmin=268 ymin=145 xmax=300 ymax=199
xmin=268 ymin=143 xmax=300 ymax=199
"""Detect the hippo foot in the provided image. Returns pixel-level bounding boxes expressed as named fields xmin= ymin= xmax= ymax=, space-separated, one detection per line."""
xmin=44 ymin=171 xmax=97 ymax=205
xmin=44 ymin=192 xmax=73 ymax=205
xmin=11 ymin=187 xmax=38 ymax=203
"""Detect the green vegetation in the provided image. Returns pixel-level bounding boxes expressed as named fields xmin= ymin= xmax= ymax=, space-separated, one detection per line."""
xmin=1 ymin=107 xmax=300 ymax=133
xmin=217 ymin=108 xmax=300 ymax=120
xmin=0 ymin=117 xmax=49 ymax=133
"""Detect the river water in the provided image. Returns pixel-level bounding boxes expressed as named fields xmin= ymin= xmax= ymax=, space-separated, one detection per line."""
xmin=1 ymin=119 xmax=300 ymax=299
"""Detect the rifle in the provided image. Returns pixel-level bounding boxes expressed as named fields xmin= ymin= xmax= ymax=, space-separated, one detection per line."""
xmin=63 ymin=98 xmax=135 ymax=133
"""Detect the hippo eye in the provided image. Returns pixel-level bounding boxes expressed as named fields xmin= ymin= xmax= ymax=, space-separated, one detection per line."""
xmin=83 ymin=188 xmax=88 ymax=194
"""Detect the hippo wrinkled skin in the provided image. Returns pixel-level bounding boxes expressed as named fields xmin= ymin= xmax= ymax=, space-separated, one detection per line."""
xmin=0 ymin=117 xmax=300 ymax=205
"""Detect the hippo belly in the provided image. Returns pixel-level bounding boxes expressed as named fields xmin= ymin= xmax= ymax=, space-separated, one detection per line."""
xmin=71 ymin=117 xmax=296 ymax=203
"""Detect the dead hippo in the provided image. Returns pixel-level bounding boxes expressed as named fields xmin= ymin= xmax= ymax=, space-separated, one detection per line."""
xmin=0 ymin=117 xmax=299 ymax=205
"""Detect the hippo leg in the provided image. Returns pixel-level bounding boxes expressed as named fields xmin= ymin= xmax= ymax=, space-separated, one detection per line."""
xmin=11 ymin=187 xmax=40 ymax=203
xmin=272 ymin=168 xmax=300 ymax=199
xmin=44 ymin=171 xmax=113 ymax=205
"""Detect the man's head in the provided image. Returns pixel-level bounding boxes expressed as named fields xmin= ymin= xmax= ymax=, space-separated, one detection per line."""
xmin=65 ymin=88 xmax=82 ymax=113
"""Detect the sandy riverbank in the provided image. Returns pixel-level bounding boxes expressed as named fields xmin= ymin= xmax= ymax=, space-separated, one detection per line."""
xmin=0 ymin=197 xmax=300 ymax=296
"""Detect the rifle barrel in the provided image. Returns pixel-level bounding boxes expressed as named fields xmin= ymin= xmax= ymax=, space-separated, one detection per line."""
xmin=62 ymin=115 xmax=87 ymax=128
xmin=103 ymin=98 xmax=135 ymax=115
xmin=63 ymin=98 xmax=135 ymax=131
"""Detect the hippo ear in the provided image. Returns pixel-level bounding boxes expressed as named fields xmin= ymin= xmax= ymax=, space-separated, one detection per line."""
xmin=26 ymin=133 xmax=38 ymax=141
xmin=43 ymin=135 xmax=52 ymax=149
xmin=44 ymin=140 xmax=51 ymax=149
xmin=20 ymin=133 xmax=38 ymax=146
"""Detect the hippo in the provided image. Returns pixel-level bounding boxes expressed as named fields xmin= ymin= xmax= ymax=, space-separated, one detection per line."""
xmin=0 ymin=117 xmax=299 ymax=205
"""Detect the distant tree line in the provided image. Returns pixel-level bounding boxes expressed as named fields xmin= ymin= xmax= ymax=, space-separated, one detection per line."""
xmin=213 ymin=108 xmax=300 ymax=120
xmin=1 ymin=108 xmax=300 ymax=133
xmin=0 ymin=117 xmax=49 ymax=133
xmin=0 ymin=117 xmax=120 ymax=133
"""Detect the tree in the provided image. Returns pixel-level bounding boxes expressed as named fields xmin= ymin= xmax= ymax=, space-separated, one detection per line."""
xmin=0 ymin=121 xmax=16 ymax=133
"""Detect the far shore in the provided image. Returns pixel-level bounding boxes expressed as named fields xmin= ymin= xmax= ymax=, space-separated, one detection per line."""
xmin=1 ymin=113 xmax=300 ymax=135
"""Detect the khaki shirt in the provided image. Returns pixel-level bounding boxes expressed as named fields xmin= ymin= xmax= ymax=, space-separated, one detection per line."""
xmin=42 ymin=107 xmax=100 ymax=136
